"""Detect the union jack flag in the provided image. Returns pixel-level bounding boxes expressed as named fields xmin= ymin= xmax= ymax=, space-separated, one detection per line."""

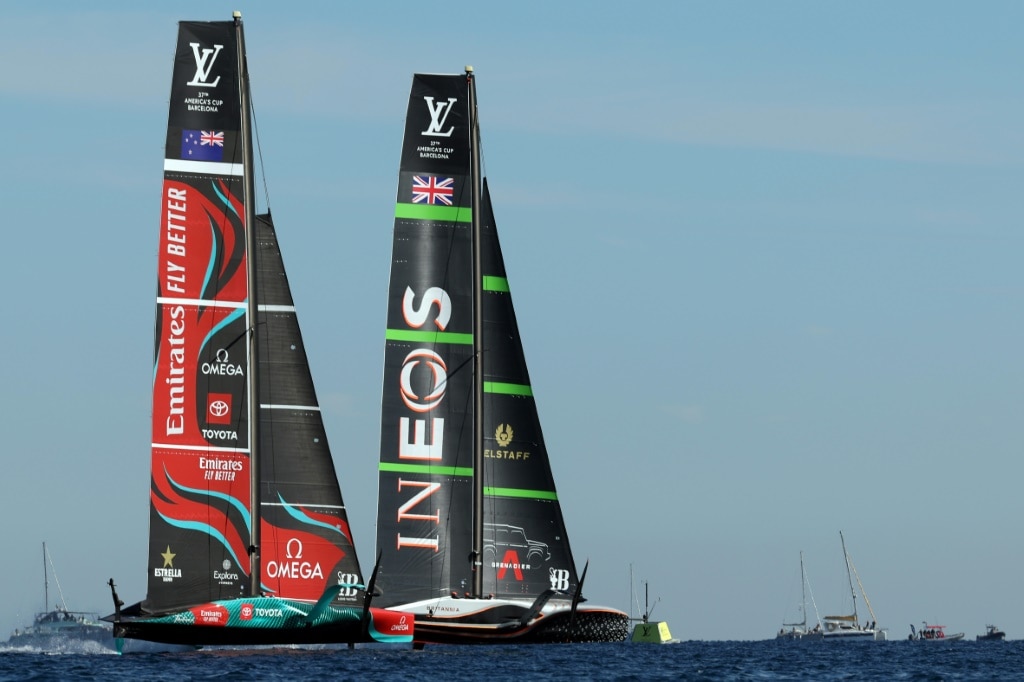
xmin=412 ymin=175 xmax=454 ymax=205
xmin=200 ymin=130 xmax=224 ymax=147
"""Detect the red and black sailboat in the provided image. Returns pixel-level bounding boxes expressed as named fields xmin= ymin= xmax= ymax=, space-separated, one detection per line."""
xmin=105 ymin=14 xmax=412 ymax=647
xmin=374 ymin=69 xmax=629 ymax=644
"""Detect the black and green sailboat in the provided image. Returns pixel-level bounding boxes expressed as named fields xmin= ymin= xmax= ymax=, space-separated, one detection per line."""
xmin=374 ymin=68 xmax=629 ymax=644
xmin=104 ymin=14 xmax=413 ymax=648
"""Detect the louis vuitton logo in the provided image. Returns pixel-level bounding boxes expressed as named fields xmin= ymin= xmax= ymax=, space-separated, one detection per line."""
xmin=422 ymin=96 xmax=458 ymax=137
xmin=187 ymin=42 xmax=224 ymax=87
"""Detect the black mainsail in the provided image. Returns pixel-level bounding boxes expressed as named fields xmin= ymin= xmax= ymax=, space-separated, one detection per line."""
xmin=105 ymin=14 xmax=412 ymax=647
xmin=375 ymin=69 xmax=628 ymax=643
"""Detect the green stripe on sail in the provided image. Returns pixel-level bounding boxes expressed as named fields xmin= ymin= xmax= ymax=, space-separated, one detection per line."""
xmin=484 ymin=381 xmax=533 ymax=397
xmin=395 ymin=203 xmax=472 ymax=223
xmin=485 ymin=486 xmax=558 ymax=501
xmin=386 ymin=329 xmax=474 ymax=345
xmin=483 ymin=276 xmax=509 ymax=292
xmin=379 ymin=462 xmax=473 ymax=477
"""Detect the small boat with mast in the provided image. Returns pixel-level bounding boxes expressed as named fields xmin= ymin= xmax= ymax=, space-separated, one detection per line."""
xmin=6 ymin=543 xmax=112 ymax=651
xmin=776 ymin=551 xmax=822 ymax=640
xmin=822 ymin=532 xmax=886 ymax=641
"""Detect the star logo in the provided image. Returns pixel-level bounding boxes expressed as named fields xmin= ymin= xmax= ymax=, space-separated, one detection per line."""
xmin=161 ymin=546 xmax=176 ymax=568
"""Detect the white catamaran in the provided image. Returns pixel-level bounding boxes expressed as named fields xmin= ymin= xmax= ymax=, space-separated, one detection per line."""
xmin=822 ymin=532 xmax=886 ymax=641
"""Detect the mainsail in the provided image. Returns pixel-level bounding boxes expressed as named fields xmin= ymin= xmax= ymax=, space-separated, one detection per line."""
xmin=106 ymin=15 xmax=412 ymax=647
xmin=375 ymin=70 xmax=627 ymax=643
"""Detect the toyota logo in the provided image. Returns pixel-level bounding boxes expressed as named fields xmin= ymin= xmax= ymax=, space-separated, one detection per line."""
xmin=209 ymin=400 xmax=230 ymax=418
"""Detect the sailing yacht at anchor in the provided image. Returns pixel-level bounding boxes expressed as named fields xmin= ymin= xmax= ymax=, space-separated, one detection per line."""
xmin=822 ymin=532 xmax=885 ymax=641
xmin=776 ymin=552 xmax=822 ymax=640
xmin=373 ymin=68 xmax=629 ymax=644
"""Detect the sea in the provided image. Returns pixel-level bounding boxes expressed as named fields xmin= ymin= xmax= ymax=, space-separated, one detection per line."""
xmin=0 ymin=639 xmax=1020 ymax=681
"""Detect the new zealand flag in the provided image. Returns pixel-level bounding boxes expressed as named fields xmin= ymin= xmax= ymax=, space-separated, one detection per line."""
xmin=181 ymin=129 xmax=225 ymax=161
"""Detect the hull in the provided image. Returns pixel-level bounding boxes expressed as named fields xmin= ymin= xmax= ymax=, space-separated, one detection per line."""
xmin=776 ymin=628 xmax=823 ymax=641
xmin=822 ymin=624 xmax=885 ymax=641
xmin=910 ymin=625 xmax=964 ymax=642
xmin=111 ymin=598 xmax=411 ymax=647
xmin=7 ymin=622 xmax=113 ymax=650
xmin=910 ymin=633 xmax=964 ymax=642
xmin=977 ymin=626 xmax=1006 ymax=641
xmin=393 ymin=597 xmax=628 ymax=645
xmin=823 ymin=632 xmax=876 ymax=640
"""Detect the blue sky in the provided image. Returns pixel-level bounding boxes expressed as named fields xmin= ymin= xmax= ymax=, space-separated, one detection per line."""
xmin=1 ymin=1 xmax=1022 ymax=643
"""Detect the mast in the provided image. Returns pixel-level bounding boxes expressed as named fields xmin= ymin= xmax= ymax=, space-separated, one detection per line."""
xmin=467 ymin=65 xmax=484 ymax=599
xmin=799 ymin=551 xmax=807 ymax=627
xmin=783 ymin=552 xmax=809 ymax=628
xmin=234 ymin=10 xmax=261 ymax=596
xmin=644 ymin=581 xmax=650 ymax=623
xmin=42 ymin=542 xmax=48 ymax=613
xmin=839 ymin=531 xmax=858 ymax=623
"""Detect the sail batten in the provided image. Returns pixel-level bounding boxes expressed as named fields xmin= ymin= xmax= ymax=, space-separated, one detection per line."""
xmin=164 ymin=159 xmax=246 ymax=176
xmin=380 ymin=462 xmax=474 ymax=477
xmin=484 ymin=381 xmax=533 ymax=396
xmin=395 ymin=204 xmax=473 ymax=222
xmin=482 ymin=276 xmax=510 ymax=292
xmin=260 ymin=403 xmax=321 ymax=411
xmin=385 ymin=328 xmax=474 ymax=344
xmin=155 ymin=297 xmax=246 ymax=308
xmin=150 ymin=443 xmax=249 ymax=452
xmin=484 ymin=487 xmax=558 ymax=501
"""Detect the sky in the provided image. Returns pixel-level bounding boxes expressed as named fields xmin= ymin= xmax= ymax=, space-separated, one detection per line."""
xmin=1 ymin=0 xmax=1022 ymax=643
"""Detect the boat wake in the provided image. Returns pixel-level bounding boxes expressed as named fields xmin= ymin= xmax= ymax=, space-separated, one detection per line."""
xmin=0 ymin=639 xmax=117 ymax=655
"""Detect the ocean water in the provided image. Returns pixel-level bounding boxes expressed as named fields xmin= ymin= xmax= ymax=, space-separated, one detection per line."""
xmin=0 ymin=639 xmax=1019 ymax=681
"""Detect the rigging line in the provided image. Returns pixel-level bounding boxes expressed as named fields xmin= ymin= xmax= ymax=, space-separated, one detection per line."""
xmin=475 ymin=85 xmax=487 ymax=181
xmin=46 ymin=548 xmax=70 ymax=612
xmin=441 ymin=368 xmax=476 ymax=596
xmin=249 ymin=82 xmax=272 ymax=213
